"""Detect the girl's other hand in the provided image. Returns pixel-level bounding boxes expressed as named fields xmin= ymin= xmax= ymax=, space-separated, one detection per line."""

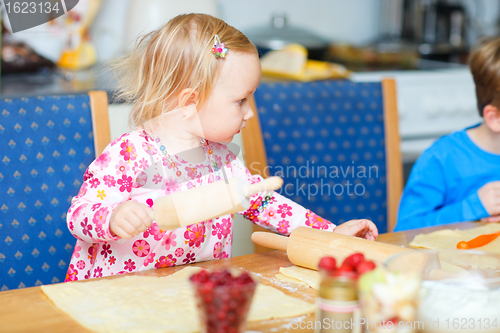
xmin=110 ymin=201 xmax=155 ymax=239
xmin=333 ymin=219 xmax=378 ymax=240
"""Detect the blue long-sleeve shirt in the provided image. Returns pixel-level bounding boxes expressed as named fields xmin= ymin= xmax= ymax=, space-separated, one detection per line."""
xmin=394 ymin=124 xmax=500 ymax=231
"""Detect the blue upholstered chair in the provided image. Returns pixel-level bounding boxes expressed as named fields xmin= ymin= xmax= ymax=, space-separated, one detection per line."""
xmin=242 ymin=79 xmax=402 ymax=248
xmin=0 ymin=92 xmax=110 ymax=291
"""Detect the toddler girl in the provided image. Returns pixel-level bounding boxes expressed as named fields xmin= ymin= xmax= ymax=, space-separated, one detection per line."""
xmin=66 ymin=14 xmax=378 ymax=281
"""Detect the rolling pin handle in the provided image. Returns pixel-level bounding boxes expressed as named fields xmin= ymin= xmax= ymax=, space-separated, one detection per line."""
xmin=245 ymin=177 xmax=284 ymax=198
xmin=251 ymin=232 xmax=288 ymax=251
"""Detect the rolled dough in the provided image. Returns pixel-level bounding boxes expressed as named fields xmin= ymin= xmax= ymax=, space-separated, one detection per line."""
xmin=41 ymin=266 xmax=315 ymax=333
xmin=276 ymin=266 xmax=320 ymax=290
xmin=410 ymin=223 xmax=500 ymax=252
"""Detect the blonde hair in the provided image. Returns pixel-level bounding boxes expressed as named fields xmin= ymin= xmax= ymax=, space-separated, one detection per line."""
xmin=111 ymin=13 xmax=257 ymax=127
xmin=469 ymin=36 xmax=500 ymax=116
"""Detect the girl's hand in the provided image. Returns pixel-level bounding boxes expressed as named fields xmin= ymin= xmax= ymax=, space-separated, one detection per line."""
xmin=110 ymin=201 xmax=155 ymax=239
xmin=333 ymin=219 xmax=378 ymax=240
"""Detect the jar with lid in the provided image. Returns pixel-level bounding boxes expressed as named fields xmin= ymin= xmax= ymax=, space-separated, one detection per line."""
xmin=316 ymin=266 xmax=361 ymax=333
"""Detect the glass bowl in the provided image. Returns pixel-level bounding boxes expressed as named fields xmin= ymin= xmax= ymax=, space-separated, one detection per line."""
xmin=385 ymin=249 xmax=500 ymax=333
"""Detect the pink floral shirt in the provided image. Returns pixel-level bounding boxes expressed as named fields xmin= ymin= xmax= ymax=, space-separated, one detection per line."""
xmin=66 ymin=128 xmax=335 ymax=281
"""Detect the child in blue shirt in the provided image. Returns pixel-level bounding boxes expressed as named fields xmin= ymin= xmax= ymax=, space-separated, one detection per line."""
xmin=395 ymin=36 xmax=500 ymax=231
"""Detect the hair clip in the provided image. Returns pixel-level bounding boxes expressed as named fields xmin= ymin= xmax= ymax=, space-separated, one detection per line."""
xmin=212 ymin=34 xmax=228 ymax=59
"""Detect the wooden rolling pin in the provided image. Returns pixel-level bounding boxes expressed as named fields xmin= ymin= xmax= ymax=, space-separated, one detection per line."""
xmin=154 ymin=176 xmax=283 ymax=230
xmin=252 ymin=227 xmax=421 ymax=271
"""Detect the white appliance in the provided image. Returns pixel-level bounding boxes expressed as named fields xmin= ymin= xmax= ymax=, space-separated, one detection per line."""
xmin=125 ymin=0 xmax=218 ymax=50
xmin=351 ymin=67 xmax=481 ymax=163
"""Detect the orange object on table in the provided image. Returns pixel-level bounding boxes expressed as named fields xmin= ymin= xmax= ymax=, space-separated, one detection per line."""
xmin=456 ymin=231 xmax=500 ymax=249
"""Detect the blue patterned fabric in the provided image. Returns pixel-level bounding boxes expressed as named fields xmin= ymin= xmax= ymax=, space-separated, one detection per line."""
xmin=253 ymin=80 xmax=388 ymax=233
xmin=0 ymin=94 xmax=95 ymax=291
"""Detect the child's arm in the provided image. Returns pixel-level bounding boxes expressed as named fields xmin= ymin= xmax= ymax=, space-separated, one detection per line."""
xmin=395 ymin=153 xmax=489 ymax=231
xmin=240 ymin=168 xmax=377 ymax=239
xmin=67 ymin=133 xmax=153 ymax=242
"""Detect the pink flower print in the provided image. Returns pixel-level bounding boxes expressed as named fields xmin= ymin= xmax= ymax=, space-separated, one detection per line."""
xmin=211 ymin=142 xmax=226 ymax=150
xmin=111 ymin=133 xmax=127 ymax=146
xmin=221 ymin=218 xmax=232 ymax=238
xmin=73 ymin=245 xmax=81 ymax=258
xmin=155 ymin=254 xmax=176 ymax=268
xmin=78 ymin=182 xmax=88 ymax=197
xmin=94 ymin=267 xmax=103 ymax=278
xmin=162 ymin=177 xmax=179 ymax=195
xmin=92 ymin=207 xmax=109 ymax=228
xmin=91 ymin=203 xmax=101 ymax=211
xmin=213 ymin=242 xmax=222 ymax=259
xmin=183 ymin=252 xmax=196 ymax=264
xmin=124 ymin=259 xmax=136 ymax=272
xmin=185 ymin=167 xmax=199 ymax=180
xmin=175 ymin=247 xmax=184 ymax=257
xmin=81 ymin=217 xmax=93 ymax=237
xmin=142 ymin=142 xmax=158 ymax=155
xmin=88 ymin=245 xmax=97 ymax=265
xmin=76 ymin=260 xmax=85 ymax=270
xmin=143 ymin=252 xmax=155 ymax=267
xmin=117 ymin=175 xmax=133 ymax=193
xmin=305 ymin=211 xmax=330 ymax=230
xmin=187 ymin=182 xmax=194 ymax=189
xmin=108 ymin=256 xmax=116 ymax=265
xmin=84 ymin=269 xmax=91 ymax=280
xmin=143 ymin=223 xmax=164 ymax=241
xmin=220 ymin=251 xmax=229 ymax=259
xmin=134 ymin=171 xmax=147 ymax=188
xmin=277 ymin=220 xmax=290 ymax=234
xmin=83 ymin=168 xmax=93 ymax=182
xmin=226 ymin=151 xmax=236 ymax=164
xmin=69 ymin=221 xmax=74 ymax=231
xmin=262 ymin=207 xmax=278 ymax=222
xmin=95 ymin=151 xmax=111 ymax=169
xmin=115 ymin=160 xmax=130 ymax=175
xmin=277 ymin=204 xmax=293 ymax=218
xmin=95 ymin=226 xmax=106 ymax=238
xmin=65 ymin=264 xmax=78 ymax=282
xmin=162 ymin=232 xmax=177 ymax=251
xmin=89 ymin=178 xmax=100 ymax=189
xmin=212 ymin=221 xmax=224 ymax=240
xmin=100 ymin=243 xmax=112 ymax=258
xmin=138 ymin=158 xmax=149 ymax=170
xmin=152 ymin=173 xmax=163 ymax=185
xmin=146 ymin=198 xmax=153 ymax=208
xmin=133 ymin=240 xmax=151 ymax=257
xmin=184 ymin=223 xmax=206 ymax=248
xmin=120 ymin=139 xmax=137 ymax=162
xmin=103 ymin=175 xmax=116 ymax=187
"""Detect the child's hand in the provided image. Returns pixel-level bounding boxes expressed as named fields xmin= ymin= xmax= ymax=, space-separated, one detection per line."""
xmin=110 ymin=201 xmax=154 ymax=239
xmin=478 ymin=181 xmax=500 ymax=221
xmin=333 ymin=219 xmax=378 ymax=240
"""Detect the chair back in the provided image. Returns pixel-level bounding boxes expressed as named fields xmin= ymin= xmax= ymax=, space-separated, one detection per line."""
xmin=0 ymin=92 xmax=109 ymax=291
xmin=243 ymin=79 xmax=402 ymax=234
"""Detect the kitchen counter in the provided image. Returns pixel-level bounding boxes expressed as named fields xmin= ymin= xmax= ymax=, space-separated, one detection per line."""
xmin=0 ymin=66 xmax=122 ymax=103
xmin=0 ymin=221 xmax=485 ymax=333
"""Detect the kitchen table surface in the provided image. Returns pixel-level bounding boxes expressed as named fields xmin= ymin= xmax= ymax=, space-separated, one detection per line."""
xmin=0 ymin=221 xmax=486 ymax=333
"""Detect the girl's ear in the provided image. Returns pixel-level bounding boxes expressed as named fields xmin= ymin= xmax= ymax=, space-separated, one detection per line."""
xmin=484 ymin=104 xmax=500 ymax=133
xmin=177 ymin=88 xmax=199 ymax=107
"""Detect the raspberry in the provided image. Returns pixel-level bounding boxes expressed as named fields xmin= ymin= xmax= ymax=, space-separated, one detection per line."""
xmin=190 ymin=269 xmax=257 ymax=333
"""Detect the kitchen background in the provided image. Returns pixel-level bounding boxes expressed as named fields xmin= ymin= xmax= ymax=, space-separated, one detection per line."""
xmin=2 ymin=0 xmax=500 ymax=255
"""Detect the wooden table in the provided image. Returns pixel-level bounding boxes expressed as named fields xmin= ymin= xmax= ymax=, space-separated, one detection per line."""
xmin=0 ymin=221 xmax=486 ymax=333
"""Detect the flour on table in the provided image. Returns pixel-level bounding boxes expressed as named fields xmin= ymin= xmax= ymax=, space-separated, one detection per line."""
xmin=41 ymin=266 xmax=315 ymax=333
xmin=276 ymin=266 xmax=320 ymax=290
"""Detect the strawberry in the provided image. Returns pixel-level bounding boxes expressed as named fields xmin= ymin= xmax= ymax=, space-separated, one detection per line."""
xmin=342 ymin=253 xmax=365 ymax=268
xmin=318 ymin=256 xmax=337 ymax=271
xmin=356 ymin=260 xmax=376 ymax=274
